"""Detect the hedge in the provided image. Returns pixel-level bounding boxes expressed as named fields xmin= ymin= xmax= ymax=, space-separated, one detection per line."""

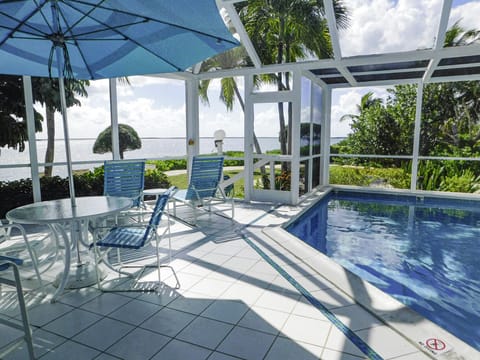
xmin=0 ymin=167 xmax=170 ymax=218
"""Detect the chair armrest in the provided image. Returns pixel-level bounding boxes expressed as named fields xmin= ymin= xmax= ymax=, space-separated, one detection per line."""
xmin=0 ymin=255 xmax=23 ymax=268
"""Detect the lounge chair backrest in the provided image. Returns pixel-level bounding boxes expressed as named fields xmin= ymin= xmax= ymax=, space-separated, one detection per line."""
xmin=104 ymin=160 xmax=145 ymax=207
xmin=185 ymin=156 xmax=224 ymax=201
xmin=142 ymin=186 xmax=176 ymax=244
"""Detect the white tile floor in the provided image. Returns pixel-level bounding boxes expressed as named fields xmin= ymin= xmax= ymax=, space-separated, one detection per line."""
xmin=1 ymin=200 xmax=440 ymax=359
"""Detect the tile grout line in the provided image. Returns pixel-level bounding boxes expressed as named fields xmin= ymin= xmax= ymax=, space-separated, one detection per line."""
xmin=236 ymin=206 xmax=384 ymax=360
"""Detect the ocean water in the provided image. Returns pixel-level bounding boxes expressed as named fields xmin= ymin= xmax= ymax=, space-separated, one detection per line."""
xmin=0 ymin=137 xmax=280 ymax=181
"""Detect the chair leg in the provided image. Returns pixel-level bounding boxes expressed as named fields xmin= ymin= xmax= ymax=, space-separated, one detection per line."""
xmin=5 ymin=223 xmax=45 ymax=296
xmin=166 ymin=213 xmax=172 ymax=263
xmin=154 ymin=226 xmax=180 ymax=289
xmin=155 ymin=234 xmax=162 ymax=286
xmin=11 ymin=265 xmax=35 ymax=360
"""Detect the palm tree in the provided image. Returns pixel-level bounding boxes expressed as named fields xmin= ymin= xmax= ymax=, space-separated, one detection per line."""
xmin=444 ymin=20 xmax=480 ymax=47
xmin=200 ymin=1 xmax=349 ymax=177
xmin=340 ymin=92 xmax=382 ymax=123
xmin=440 ymin=22 xmax=480 ymax=149
xmin=93 ymin=123 xmax=142 ymax=160
xmin=199 ymin=47 xmax=266 ymax=156
xmin=33 ymin=78 xmax=89 ymax=177
xmin=238 ymin=0 xmax=349 ymax=169
xmin=0 ymin=75 xmax=43 ymax=152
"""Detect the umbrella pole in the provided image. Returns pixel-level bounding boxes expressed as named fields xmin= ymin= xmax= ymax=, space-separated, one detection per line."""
xmin=58 ymin=76 xmax=76 ymax=208
xmin=55 ymin=64 xmax=76 ymax=208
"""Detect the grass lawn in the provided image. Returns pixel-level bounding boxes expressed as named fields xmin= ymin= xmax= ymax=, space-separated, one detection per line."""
xmin=167 ymin=170 xmax=249 ymax=199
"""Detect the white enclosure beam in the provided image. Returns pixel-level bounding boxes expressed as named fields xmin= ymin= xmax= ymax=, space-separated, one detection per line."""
xmin=411 ymin=81 xmax=424 ymax=191
xmin=307 ymin=80 xmax=314 ymax=192
xmin=221 ymin=2 xmax=262 ymax=69
xmin=423 ymin=0 xmax=453 ymax=82
xmin=290 ymin=69 xmax=302 ymax=204
xmin=302 ymin=70 xmax=328 ymax=88
xmin=109 ymin=78 xmax=120 ymax=160
xmin=23 ymin=76 xmax=41 ymax=202
xmin=323 ymin=0 xmax=357 ymax=86
xmin=321 ymin=86 xmax=332 ymax=186
xmin=250 ymin=90 xmax=294 ymax=104
xmin=244 ymin=74 xmax=255 ymax=202
xmin=193 ymin=43 xmax=480 ymax=82
xmin=185 ymin=78 xmax=200 ymax=177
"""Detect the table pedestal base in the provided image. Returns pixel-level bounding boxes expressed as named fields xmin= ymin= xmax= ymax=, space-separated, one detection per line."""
xmin=53 ymin=262 xmax=105 ymax=289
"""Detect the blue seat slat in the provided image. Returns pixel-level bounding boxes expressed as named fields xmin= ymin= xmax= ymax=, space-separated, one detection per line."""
xmin=96 ymin=227 xmax=145 ymax=249
xmin=95 ymin=187 xmax=174 ymax=250
xmin=182 ymin=156 xmax=223 ymax=201
xmin=0 ymin=255 xmax=23 ymax=271
xmin=104 ymin=160 xmax=145 ymax=206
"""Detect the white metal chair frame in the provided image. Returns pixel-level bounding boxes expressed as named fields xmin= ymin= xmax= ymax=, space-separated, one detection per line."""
xmin=0 ymin=223 xmax=46 ymax=295
xmin=0 ymin=256 xmax=35 ymax=360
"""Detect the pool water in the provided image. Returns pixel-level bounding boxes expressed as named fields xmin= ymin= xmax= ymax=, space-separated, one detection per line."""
xmin=287 ymin=191 xmax=480 ymax=350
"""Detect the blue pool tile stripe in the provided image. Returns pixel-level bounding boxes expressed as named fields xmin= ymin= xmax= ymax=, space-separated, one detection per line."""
xmin=239 ymin=232 xmax=384 ymax=360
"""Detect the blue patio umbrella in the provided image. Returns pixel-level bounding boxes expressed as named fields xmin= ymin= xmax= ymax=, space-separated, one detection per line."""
xmin=0 ymin=0 xmax=239 ymax=205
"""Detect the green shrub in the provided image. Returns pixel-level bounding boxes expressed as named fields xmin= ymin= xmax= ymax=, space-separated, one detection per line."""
xmin=150 ymin=159 xmax=187 ymax=171
xmin=329 ymin=166 xmax=370 ymax=186
xmin=329 ymin=165 xmax=410 ymax=189
xmin=260 ymin=171 xmax=291 ymax=191
xmin=439 ymin=170 xmax=480 ymax=193
xmin=144 ymin=169 xmax=170 ymax=189
xmin=0 ymin=167 xmax=171 ymax=218
xmin=0 ymin=179 xmax=35 ymax=218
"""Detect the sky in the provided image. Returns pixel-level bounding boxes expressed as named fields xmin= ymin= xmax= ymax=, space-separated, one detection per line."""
xmin=34 ymin=0 xmax=480 ymax=141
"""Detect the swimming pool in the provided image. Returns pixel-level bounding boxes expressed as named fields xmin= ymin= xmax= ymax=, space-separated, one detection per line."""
xmin=287 ymin=190 xmax=480 ymax=351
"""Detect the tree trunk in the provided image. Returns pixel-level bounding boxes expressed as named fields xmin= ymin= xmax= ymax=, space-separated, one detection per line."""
xmin=44 ymin=105 xmax=55 ymax=177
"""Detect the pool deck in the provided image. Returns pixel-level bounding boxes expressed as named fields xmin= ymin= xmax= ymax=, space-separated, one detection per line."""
xmin=1 ymin=192 xmax=477 ymax=359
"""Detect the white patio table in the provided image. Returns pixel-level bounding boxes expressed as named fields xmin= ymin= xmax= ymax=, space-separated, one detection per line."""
xmin=6 ymin=196 xmax=132 ymax=302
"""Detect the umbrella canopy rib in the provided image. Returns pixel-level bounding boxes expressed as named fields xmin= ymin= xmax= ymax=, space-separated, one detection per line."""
xmin=0 ymin=0 xmax=240 ymax=79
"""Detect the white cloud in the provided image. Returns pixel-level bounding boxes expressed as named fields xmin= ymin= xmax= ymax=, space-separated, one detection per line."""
xmin=252 ymin=104 xmax=281 ymax=137
xmin=449 ymin=1 xmax=480 ymax=30
xmin=340 ymin=0 xmax=443 ymax=56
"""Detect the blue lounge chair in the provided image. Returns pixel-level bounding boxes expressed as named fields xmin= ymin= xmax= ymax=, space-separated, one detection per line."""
xmin=92 ymin=186 xmax=179 ymax=292
xmin=172 ymin=156 xmax=234 ymax=225
xmin=0 ymin=255 xmax=35 ymax=360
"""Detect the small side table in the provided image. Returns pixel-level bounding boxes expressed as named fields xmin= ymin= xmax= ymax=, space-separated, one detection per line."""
xmin=143 ymin=188 xmax=168 ymax=210
xmin=143 ymin=188 xmax=168 ymax=201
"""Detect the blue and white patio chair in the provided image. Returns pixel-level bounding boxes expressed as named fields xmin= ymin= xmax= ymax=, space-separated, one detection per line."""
xmin=91 ymin=159 xmax=147 ymax=230
xmin=172 ymin=156 xmax=234 ymax=225
xmin=91 ymin=186 xmax=180 ymax=292
xmin=103 ymin=159 xmax=146 ymax=208
xmin=0 ymin=255 xmax=35 ymax=360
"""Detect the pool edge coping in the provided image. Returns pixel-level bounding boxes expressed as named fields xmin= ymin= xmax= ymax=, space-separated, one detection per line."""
xmin=266 ymin=186 xmax=480 ymax=360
